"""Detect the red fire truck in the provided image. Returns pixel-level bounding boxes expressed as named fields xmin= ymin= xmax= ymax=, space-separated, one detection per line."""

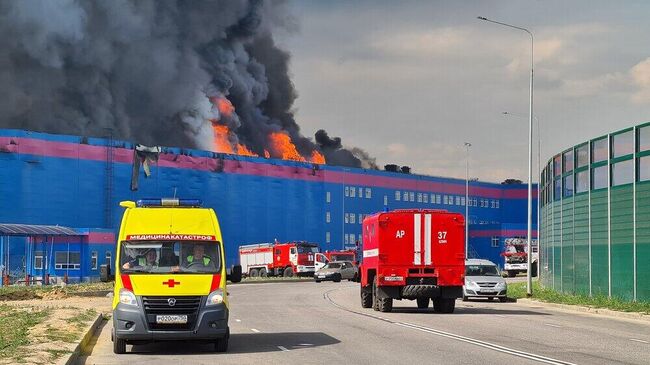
xmin=360 ymin=209 xmax=465 ymax=313
xmin=239 ymin=241 xmax=319 ymax=277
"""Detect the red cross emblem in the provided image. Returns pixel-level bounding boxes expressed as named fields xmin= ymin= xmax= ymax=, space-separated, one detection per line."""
xmin=163 ymin=279 xmax=180 ymax=287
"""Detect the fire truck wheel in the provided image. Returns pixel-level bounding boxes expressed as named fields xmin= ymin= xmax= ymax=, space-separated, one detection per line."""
xmin=434 ymin=298 xmax=455 ymax=313
xmin=416 ymin=297 xmax=429 ymax=309
xmin=249 ymin=268 xmax=259 ymax=277
xmin=372 ymin=278 xmax=380 ymax=311
xmin=378 ymin=296 xmax=393 ymax=312
xmin=360 ymin=285 xmax=373 ymax=308
xmin=259 ymin=268 xmax=268 ymax=277
xmin=113 ymin=337 xmax=126 ymax=354
xmin=283 ymin=267 xmax=294 ymax=277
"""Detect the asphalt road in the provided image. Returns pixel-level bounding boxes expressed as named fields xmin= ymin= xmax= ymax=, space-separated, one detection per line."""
xmin=80 ymin=281 xmax=650 ymax=365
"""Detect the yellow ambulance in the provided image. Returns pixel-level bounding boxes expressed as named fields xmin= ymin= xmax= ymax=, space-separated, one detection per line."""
xmin=111 ymin=199 xmax=241 ymax=354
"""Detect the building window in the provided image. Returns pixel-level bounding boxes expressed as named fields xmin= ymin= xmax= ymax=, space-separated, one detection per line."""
xmin=553 ymin=155 xmax=562 ymax=176
xmin=351 ymin=214 xmax=356 ymax=224
xmin=576 ymin=144 xmax=589 ymax=168
xmin=455 ymin=196 xmax=461 ymax=205
xmin=490 ymin=200 xmax=495 ymax=208
xmin=395 ymin=191 xmax=401 ymax=201
xmin=592 ymin=137 xmax=608 ymax=163
xmin=326 ymin=232 xmax=331 ymax=243
xmin=491 ymin=237 xmax=500 ymax=248
xmin=344 ymin=234 xmax=349 ymax=245
xmin=423 ymin=194 xmax=428 ymax=203
xmin=359 ymin=214 xmax=363 ymax=224
xmin=431 ymin=194 xmax=435 ymax=203
xmin=563 ymin=175 xmax=574 ymax=197
xmin=443 ymin=195 xmax=448 ymax=204
xmin=611 ymin=159 xmax=634 ymax=186
xmin=34 ymin=252 xmax=44 ymax=270
xmin=563 ymin=149 xmax=574 ymax=172
xmin=403 ymin=191 xmax=408 ymax=201
xmin=326 ymin=191 xmax=331 ymax=203
xmin=639 ymin=156 xmax=650 ymax=182
xmin=358 ymin=187 xmax=363 ymax=198
xmin=106 ymin=251 xmax=112 ymax=265
xmin=417 ymin=193 xmax=422 ymax=202
xmin=345 ymin=213 xmax=349 ymax=224
xmin=366 ymin=188 xmax=371 ymax=199
xmin=554 ymin=179 xmax=562 ymax=200
xmin=350 ymin=187 xmax=356 ymax=198
xmin=409 ymin=192 xmax=415 ymax=202
xmin=638 ymin=126 xmax=650 ymax=152
xmin=460 ymin=197 xmax=465 ymax=206
xmin=326 ymin=211 xmax=331 ymax=223
xmin=435 ymin=195 xmax=440 ymax=204
xmin=384 ymin=195 xmax=388 ymax=205
xmin=55 ymin=251 xmax=80 ymax=270
xmin=495 ymin=200 xmax=500 ymax=209
xmin=612 ymin=130 xmax=634 ymax=158
xmin=576 ymin=170 xmax=589 ymax=193
xmin=591 ymin=165 xmax=608 ymax=190
xmin=345 ymin=186 xmax=350 ymax=197
xmin=91 ymin=251 xmax=98 ymax=270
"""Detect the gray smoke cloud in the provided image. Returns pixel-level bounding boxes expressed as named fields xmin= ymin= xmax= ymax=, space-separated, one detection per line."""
xmin=0 ymin=0 xmax=374 ymax=168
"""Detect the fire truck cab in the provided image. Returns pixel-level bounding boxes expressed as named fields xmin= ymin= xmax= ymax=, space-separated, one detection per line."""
xmin=360 ymin=209 xmax=465 ymax=313
xmin=111 ymin=199 xmax=241 ymax=354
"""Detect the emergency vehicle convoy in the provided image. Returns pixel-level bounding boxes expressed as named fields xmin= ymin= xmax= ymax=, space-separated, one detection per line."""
xmin=360 ymin=209 xmax=465 ymax=313
xmin=238 ymin=241 xmax=319 ymax=277
xmin=112 ymin=199 xmax=241 ymax=354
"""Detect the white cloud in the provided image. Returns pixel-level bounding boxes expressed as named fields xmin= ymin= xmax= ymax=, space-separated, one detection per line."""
xmin=630 ymin=57 xmax=650 ymax=103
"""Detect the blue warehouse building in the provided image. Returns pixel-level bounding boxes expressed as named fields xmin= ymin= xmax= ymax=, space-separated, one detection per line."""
xmin=0 ymin=129 xmax=537 ymax=282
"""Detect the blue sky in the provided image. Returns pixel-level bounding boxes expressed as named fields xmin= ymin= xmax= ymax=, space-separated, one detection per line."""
xmin=274 ymin=1 xmax=650 ymax=182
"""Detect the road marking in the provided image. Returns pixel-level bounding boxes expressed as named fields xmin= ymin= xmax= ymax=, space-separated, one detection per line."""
xmin=630 ymin=338 xmax=649 ymax=344
xmin=323 ymin=288 xmax=576 ymax=365
xmin=278 ymin=346 xmax=290 ymax=351
xmin=235 ymin=319 xmax=242 ymax=322
xmin=251 ymin=328 xmax=260 ymax=333
xmin=297 ymin=343 xmax=314 ymax=346
xmin=544 ymin=323 xmax=563 ymax=328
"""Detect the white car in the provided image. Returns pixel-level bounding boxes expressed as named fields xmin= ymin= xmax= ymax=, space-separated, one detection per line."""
xmin=463 ymin=259 xmax=508 ymax=302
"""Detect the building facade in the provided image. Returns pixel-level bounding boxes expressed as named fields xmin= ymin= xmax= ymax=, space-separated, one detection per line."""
xmin=539 ymin=122 xmax=650 ymax=302
xmin=1 ymin=129 xmax=536 ymax=277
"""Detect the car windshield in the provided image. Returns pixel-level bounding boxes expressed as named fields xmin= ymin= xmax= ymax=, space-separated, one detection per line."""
xmin=325 ymin=263 xmax=341 ymax=269
xmin=297 ymin=245 xmax=318 ymax=254
xmin=466 ymin=264 xmax=499 ymax=276
xmin=120 ymin=240 xmax=221 ymax=274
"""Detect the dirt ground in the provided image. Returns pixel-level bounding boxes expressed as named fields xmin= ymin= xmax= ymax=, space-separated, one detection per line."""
xmin=1 ymin=294 xmax=112 ymax=365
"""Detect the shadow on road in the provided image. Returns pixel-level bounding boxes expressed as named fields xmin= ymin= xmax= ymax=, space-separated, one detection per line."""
xmin=129 ymin=332 xmax=340 ymax=355
xmin=386 ymin=306 xmax=550 ymax=316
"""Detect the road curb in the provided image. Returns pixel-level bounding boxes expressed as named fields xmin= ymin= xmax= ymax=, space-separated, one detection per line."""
xmin=57 ymin=313 xmax=105 ymax=365
xmin=516 ymin=298 xmax=650 ymax=323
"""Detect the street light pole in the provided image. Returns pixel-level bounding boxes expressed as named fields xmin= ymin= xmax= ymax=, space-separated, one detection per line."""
xmin=465 ymin=142 xmax=471 ymax=259
xmin=479 ymin=16 xmax=534 ymax=296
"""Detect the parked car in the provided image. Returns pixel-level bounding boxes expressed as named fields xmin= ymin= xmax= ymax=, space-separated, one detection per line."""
xmin=463 ymin=259 xmax=507 ymax=302
xmin=314 ymin=261 xmax=357 ymax=282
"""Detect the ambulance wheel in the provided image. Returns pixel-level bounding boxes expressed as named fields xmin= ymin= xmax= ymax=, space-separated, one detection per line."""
xmin=283 ymin=267 xmax=294 ymax=277
xmin=259 ymin=268 xmax=267 ymax=277
xmin=360 ymin=285 xmax=372 ymax=308
xmin=113 ymin=337 xmax=126 ymax=354
xmin=434 ymin=298 xmax=455 ymax=313
xmin=214 ymin=330 xmax=229 ymax=353
xmin=249 ymin=268 xmax=259 ymax=277
xmin=417 ymin=297 xmax=429 ymax=309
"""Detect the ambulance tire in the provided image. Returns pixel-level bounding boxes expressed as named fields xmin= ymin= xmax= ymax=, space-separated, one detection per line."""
xmin=360 ymin=285 xmax=372 ymax=308
xmin=416 ymin=297 xmax=429 ymax=309
xmin=283 ymin=267 xmax=294 ymax=277
xmin=214 ymin=329 xmax=229 ymax=353
xmin=113 ymin=337 xmax=126 ymax=354
xmin=249 ymin=268 xmax=259 ymax=278
xmin=433 ymin=298 xmax=455 ymax=314
xmin=259 ymin=268 xmax=268 ymax=277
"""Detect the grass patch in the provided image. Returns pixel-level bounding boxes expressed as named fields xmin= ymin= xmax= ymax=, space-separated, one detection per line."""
xmin=44 ymin=325 xmax=79 ymax=343
xmin=46 ymin=349 xmax=72 ymax=361
xmin=65 ymin=308 xmax=97 ymax=327
xmin=509 ymin=281 xmax=650 ymax=314
xmin=0 ymin=304 xmax=50 ymax=361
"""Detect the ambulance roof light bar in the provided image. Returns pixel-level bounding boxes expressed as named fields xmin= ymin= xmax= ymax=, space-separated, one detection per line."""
xmin=136 ymin=198 xmax=202 ymax=207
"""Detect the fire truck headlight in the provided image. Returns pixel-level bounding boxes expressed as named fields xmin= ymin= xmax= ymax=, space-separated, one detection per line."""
xmin=119 ymin=289 xmax=138 ymax=307
xmin=206 ymin=289 xmax=224 ymax=306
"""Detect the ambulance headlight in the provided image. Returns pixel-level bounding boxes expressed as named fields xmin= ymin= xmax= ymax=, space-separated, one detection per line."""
xmin=206 ymin=289 xmax=224 ymax=306
xmin=119 ymin=289 xmax=138 ymax=307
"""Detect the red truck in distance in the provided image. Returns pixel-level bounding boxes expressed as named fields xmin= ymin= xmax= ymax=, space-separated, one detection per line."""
xmin=360 ymin=209 xmax=465 ymax=313
xmin=315 ymin=249 xmax=358 ymax=271
xmin=239 ymin=241 xmax=319 ymax=277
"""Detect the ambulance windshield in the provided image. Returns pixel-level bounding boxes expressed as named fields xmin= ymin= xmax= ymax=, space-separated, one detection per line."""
xmin=120 ymin=241 xmax=221 ymax=274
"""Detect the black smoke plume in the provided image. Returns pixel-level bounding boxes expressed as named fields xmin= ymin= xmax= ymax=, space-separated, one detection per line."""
xmin=0 ymin=0 xmax=374 ymax=168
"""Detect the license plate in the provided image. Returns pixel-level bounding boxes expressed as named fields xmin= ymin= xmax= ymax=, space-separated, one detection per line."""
xmin=156 ymin=315 xmax=187 ymax=324
xmin=318 ymin=275 xmax=326 ymax=278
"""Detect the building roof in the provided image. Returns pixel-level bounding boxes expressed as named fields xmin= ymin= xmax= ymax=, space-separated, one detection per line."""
xmin=0 ymin=223 xmax=80 ymax=236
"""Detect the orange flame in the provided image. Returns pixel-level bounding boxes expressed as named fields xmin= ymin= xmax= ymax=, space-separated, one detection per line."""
xmin=268 ymin=132 xmax=307 ymax=162
xmin=237 ymin=144 xmax=257 ymax=157
xmin=311 ymin=150 xmax=326 ymax=165
xmin=264 ymin=150 xmax=270 ymax=158
xmin=210 ymin=96 xmax=235 ymax=118
xmin=212 ymin=124 xmax=234 ymax=154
